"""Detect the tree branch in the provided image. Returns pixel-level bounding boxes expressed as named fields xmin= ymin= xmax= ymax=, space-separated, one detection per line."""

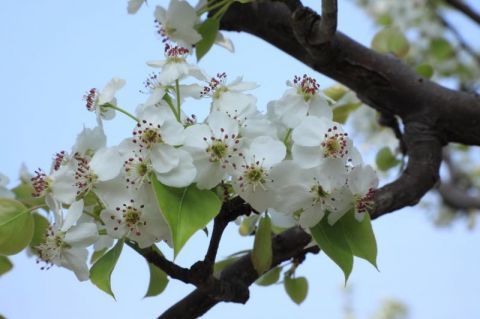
xmin=312 ymin=0 xmax=338 ymax=44
xmin=445 ymin=0 xmax=480 ymax=26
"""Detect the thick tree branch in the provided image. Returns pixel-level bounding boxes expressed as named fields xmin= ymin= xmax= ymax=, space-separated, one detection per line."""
xmin=155 ymin=1 xmax=480 ymax=317
xmin=445 ymin=0 xmax=480 ymax=26
xmin=311 ymin=0 xmax=337 ymax=44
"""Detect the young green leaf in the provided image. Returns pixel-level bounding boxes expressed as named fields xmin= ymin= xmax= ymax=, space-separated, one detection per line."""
xmin=30 ymin=213 xmax=49 ymax=247
xmin=145 ymin=246 xmax=169 ymax=298
xmin=256 ymin=266 xmax=281 ymax=286
xmin=430 ymin=38 xmax=454 ymax=60
xmin=0 ymin=256 xmax=13 ymax=276
xmin=284 ymin=276 xmax=308 ymax=305
xmin=12 ymin=183 xmax=45 ymax=208
xmin=341 ymin=210 xmax=378 ymax=268
xmin=90 ymin=248 xmax=108 ymax=264
xmin=0 ymin=199 xmax=34 ymax=255
xmin=371 ymin=27 xmax=410 ymax=58
xmin=151 ymin=175 xmax=222 ymax=258
xmin=310 ymin=217 xmax=353 ymax=282
xmin=415 ymin=64 xmax=434 ymax=79
xmin=196 ymin=18 xmax=220 ymax=61
xmin=333 ymin=102 xmax=361 ymax=124
xmin=251 ymin=214 xmax=273 ymax=275
xmin=90 ymin=239 xmax=124 ymax=299
xmin=375 ymin=147 xmax=401 ymax=171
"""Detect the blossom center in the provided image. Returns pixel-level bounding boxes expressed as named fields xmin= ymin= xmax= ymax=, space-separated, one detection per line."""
xmin=354 ymin=188 xmax=376 ymax=215
xmin=133 ymin=120 xmax=163 ymax=149
xmin=124 ymin=154 xmax=151 ymax=188
xmin=321 ymin=126 xmax=348 ymax=158
xmin=293 ymin=74 xmax=319 ymax=101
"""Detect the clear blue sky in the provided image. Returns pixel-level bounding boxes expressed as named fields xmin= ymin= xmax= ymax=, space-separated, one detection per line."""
xmin=1 ymin=1 xmax=479 ymax=318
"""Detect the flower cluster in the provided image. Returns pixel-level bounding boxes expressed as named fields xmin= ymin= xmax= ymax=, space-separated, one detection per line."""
xmin=2 ymin=0 xmax=378 ymax=280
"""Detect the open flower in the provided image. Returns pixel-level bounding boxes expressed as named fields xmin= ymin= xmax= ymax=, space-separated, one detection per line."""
xmin=154 ymin=0 xmax=202 ymax=48
xmin=83 ymin=77 xmax=126 ymax=126
xmin=35 ymin=200 xmax=98 ymax=281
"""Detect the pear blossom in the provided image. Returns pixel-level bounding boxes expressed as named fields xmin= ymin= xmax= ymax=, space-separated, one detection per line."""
xmin=35 ymin=200 xmax=98 ymax=281
xmin=184 ymin=111 xmax=242 ymax=189
xmin=83 ymin=77 xmax=126 ymax=126
xmin=270 ymin=160 xmax=352 ymax=228
xmin=202 ymin=73 xmax=259 ymax=122
xmin=154 ymin=0 xmax=202 ymax=48
xmin=346 ymin=164 xmax=378 ymax=221
xmin=147 ymin=45 xmax=207 ymax=85
xmin=97 ymin=182 xmax=171 ymax=248
xmin=292 ymin=116 xmax=354 ymax=169
xmin=232 ymin=136 xmax=286 ymax=212
xmin=268 ymin=75 xmax=332 ymax=128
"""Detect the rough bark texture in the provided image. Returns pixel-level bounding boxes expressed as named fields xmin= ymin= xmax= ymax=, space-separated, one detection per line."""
xmin=157 ymin=1 xmax=480 ymax=318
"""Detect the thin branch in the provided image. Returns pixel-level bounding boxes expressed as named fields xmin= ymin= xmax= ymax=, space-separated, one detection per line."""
xmin=445 ymin=0 xmax=480 ymax=26
xmin=436 ymin=12 xmax=480 ymax=64
xmin=313 ymin=0 xmax=338 ymax=44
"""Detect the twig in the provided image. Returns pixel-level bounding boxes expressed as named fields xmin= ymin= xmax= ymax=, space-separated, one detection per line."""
xmin=445 ymin=0 xmax=480 ymax=26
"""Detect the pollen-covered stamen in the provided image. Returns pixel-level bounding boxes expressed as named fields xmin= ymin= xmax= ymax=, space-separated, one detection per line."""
xmin=164 ymin=43 xmax=190 ymax=63
xmin=116 ymin=199 xmax=147 ymax=237
xmin=204 ymin=129 xmax=240 ymax=167
xmin=36 ymin=225 xmax=67 ymax=270
xmin=31 ymin=168 xmax=49 ymax=197
xmin=292 ymin=74 xmax=320 ymax=101
xmin=132 ymin=120 xmax=164 ymax=150
xmin=53 ymin=151 xmax=67 ymax=171
xmin=83 ymin=88 xmax=98 ymax=111
xmin=355 ymin=188 xmax=376 ymax=215
xmin=310 ymin=182 xmax=330 ymax=206
xmin=73 ymin=153 xmax=97 ymax=196
xmin=321 ymin=126 xmax=348 ymax=158
xmin=154 ymin=19 xmax=169 ymax=42
xmin=201 ymin=72 xmax=228 ymax=98
xmin=141 ymin=72 xmax=162 ymax=95
xmin=124 ymin=154 xmax=152 ymax=188
xmin=238 ymin=156 xmax=269 ymax=192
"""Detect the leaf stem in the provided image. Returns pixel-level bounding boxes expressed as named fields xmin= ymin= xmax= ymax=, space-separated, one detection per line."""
xmin=175 ymin=80 xmax=182 ymax=122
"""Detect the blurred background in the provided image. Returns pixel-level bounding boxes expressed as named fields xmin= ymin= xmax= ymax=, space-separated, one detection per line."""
xmin=0 ymin=1 xmax=479 ymax=318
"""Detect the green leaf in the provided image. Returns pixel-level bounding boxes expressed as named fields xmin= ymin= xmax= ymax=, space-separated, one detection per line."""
xmin=12 ymin=183 xmax=44 ymax=208
xmin=340 ymin=210 xmax=378 ymax=268
xmin=90 ymin=239 xmax=124 ymax=299
xmin=415 ymin=64 xmax=434 ymax=79
xmin=333 ymin=103 xmax=361 ymax=124
xmin=284 ymin=276 xmax=308 ymax=305
xmin=151 ymin=175 xmax=222 ymax=258
xmin=371 ymin=27 xmax=410 ymax=58
xmin=310 ymin=217 xmax=353 ymax=282
xmin=376 ymin=14 xmax=392 ymax=26
xmin=196 ymin=18 xmax=220 ymax=61
xmin=251 ymin=215 xmax=272 ymax=275
xmin=430 ymin=38 xmax=454 ymax=60
xmin=256 ymin=266 xmax=281 ymax=286
xmin=30 ymin=213 xmax=49 ymax=247
xmin=145 ymin=246 xmax=169 ymax=298
xmin=0 ymin=255 xmax=13 ymax=276
xmin=375 ymin=147 xmax=401 ymax=171
xmin=0 ymin=199 xmax=34 ymax=255
xmin=239 ymin=214 xmax=259 ymax=236
xmin=323 ymin=86 xmax=348 ymax=101
xmin=90 ymin=248 xmax=108 ymax=264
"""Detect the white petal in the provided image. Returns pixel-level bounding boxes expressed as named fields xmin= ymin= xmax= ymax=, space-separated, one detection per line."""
xmin=162 ymin=119 xmax=186 ymax=145
xmin=183 ymin=124 xmax=212 ymax=149
xmin=207 ymin=111 xmax=239 ymax=138
xmin=61 ymin=247 xmax=90 ymax=281
xmin=64 ymin=222 xmax=98 ymax=247
xmin=50 ymin=167 xmax=77 ymax=205
xmin=144 ymin=88 xmax=166 ymax=107
xmin=215 ymin=32 xmax=235 ymax=52
xmin=248 ymin=136 xmax=286 ymax=168
xmin=61 ymin=199 xmax=84 ymax=232
xmin=150 ymin=144 xmax=180 ymax=174
xmin=98 ymin=77 xmax=126 ymax=105
xmin=269 ymin=209 xmax=297 ymax=229
xmin=348 ymin=165 xmax=378 ymax=195
xmin=90 ymin=147 xmax=123 ymax=181
xmin=73 ymin=126 xmax=106 ymax=155
xmin=292 ymin=116 xmax=330 ymax=147
xmin=292 ymin=144 xmax=322 ymax=169
xmin=146 ymin=60 xmax=166 ymax=68
xmin=155 ymin=149 xmax=196 ymax=187
xmin=300 ymin=205 xmax=325 ymax=228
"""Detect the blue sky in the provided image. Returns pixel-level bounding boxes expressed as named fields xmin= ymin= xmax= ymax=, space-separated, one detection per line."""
xmin=1 ymin=1 xmax=479 ymax=318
